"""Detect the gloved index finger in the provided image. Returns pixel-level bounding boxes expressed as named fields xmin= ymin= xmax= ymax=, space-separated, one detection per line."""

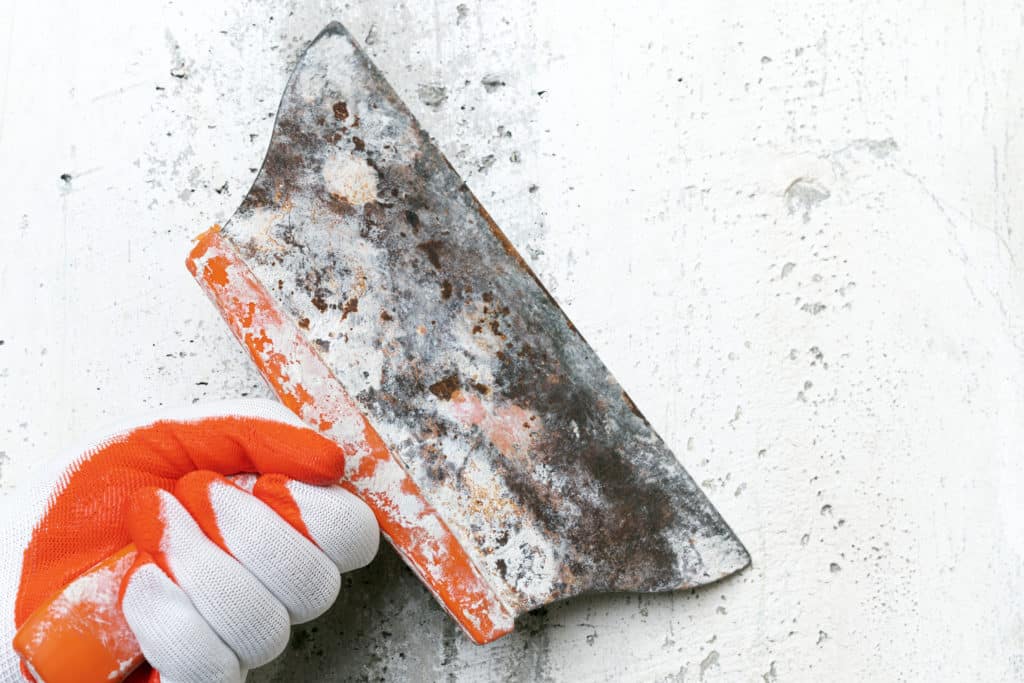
xmin=134 ymin=407 xmax=348 ymax=485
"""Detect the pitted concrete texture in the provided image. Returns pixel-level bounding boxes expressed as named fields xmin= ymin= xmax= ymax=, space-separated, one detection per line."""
xmin=2 ymin=1 xmax=1024 ymax=680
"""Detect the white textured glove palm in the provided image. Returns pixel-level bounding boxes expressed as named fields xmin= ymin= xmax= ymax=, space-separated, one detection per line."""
xmin=0 ymin=400 xmax=379 ymax=683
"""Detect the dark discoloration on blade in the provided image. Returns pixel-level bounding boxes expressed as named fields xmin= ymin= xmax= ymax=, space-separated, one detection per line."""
xmin=223 ymin=22 xmax=749 ymax=614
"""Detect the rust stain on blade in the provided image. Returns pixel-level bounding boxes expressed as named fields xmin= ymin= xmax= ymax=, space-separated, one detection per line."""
xmin=194 ymin=22 xmax=750 ymax=629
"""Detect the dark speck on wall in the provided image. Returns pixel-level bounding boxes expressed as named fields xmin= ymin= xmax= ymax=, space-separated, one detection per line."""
xmin=481 ymin=75 xmax=506 ymax=92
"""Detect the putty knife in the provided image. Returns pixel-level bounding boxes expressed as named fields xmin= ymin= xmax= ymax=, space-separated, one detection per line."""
xmin=14 ymin=22 xmax=749 ymax=681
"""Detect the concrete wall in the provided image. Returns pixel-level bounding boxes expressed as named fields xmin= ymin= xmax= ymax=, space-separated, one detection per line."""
xmin=2 ymin=1 xmax=1023 ymax=680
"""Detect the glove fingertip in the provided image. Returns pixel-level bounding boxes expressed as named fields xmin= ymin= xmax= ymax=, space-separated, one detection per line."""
xmin=249 ymin=423 xmax=347 ymax=485
xmin=252 ymin=474 xmax=314 ymax=540
xmin=174 ymin=470 xmax=232 ymax=552
xmin=281 ymin=481 xmax=380 ymax=572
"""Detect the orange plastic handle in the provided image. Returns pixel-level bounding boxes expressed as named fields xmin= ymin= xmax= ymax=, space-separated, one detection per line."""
xmin=13 ymin=545 xmax=144 ymax=683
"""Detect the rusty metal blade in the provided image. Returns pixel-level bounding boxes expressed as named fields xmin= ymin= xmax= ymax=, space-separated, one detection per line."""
xmin=208 ymin=22 xmax=749 ymax=623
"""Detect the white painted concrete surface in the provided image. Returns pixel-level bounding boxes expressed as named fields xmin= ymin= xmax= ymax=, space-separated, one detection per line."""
xmin=2 ymin=1 xmax=1024 ymax=680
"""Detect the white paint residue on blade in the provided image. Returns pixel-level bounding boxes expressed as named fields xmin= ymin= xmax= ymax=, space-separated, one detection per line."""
xmin=408 ymin=435 xmax=562 ymax=608
xmin=681 ymin=527 xmax=751 ymax=582
xmin=293 ymin=31 xmax=356 ymax=103
xmin=213 ymin=253 xmax=369 ymax=447
xmin=321 ymin=150 xmax=378 ymax=206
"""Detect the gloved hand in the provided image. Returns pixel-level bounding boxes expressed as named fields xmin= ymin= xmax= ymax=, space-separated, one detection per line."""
xmin=0 ymin=400 xmax=380 ymax=683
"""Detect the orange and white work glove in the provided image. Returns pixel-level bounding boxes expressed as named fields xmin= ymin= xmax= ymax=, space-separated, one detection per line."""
xmin=0 ymin=400 xmax=379 ymax=683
